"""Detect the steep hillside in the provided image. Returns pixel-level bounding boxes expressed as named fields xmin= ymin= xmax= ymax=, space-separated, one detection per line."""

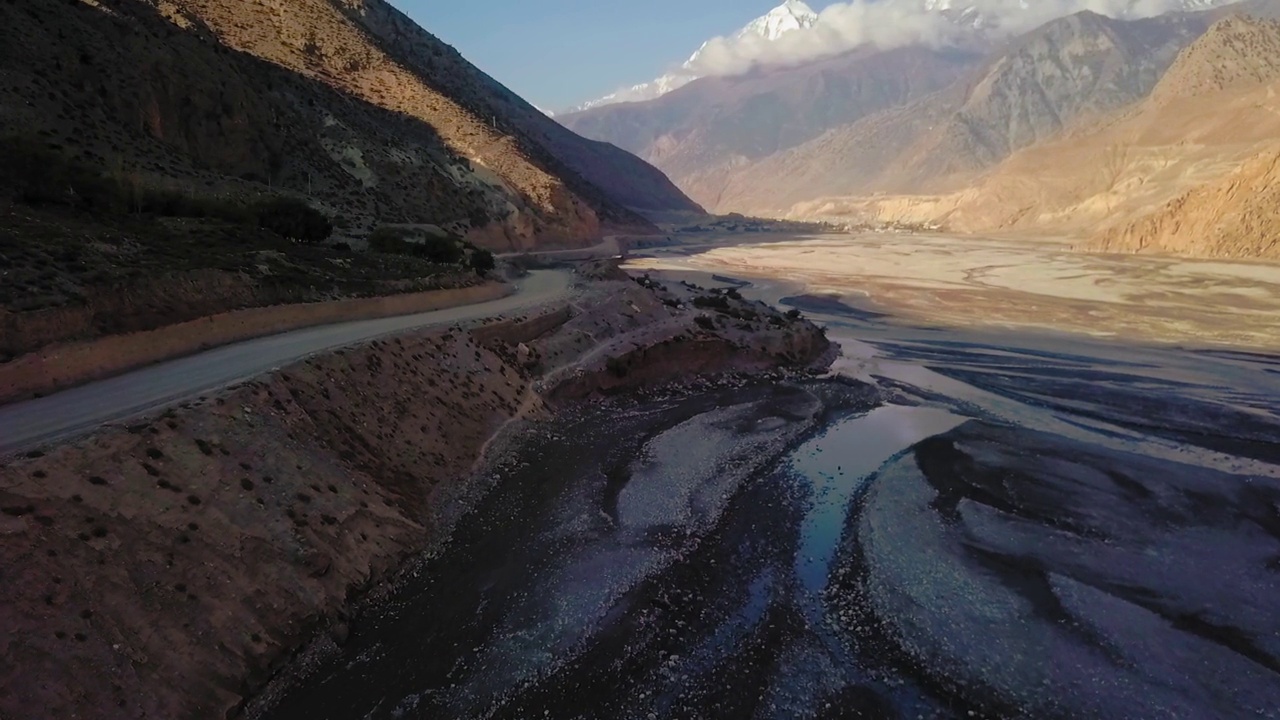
xmin=917 ymin=11 xmax=1211 ymax=173
xmin=1148 ymin=12 xmax=1280 ymax=99
xmin=289 ymin=0 xmax=702 ymax=219
xmin=0 ymin=0 xmax=698 ymax=251
xmin=701 ymin=10 xmax=1214 ymax=214
xmin=1085 ymin=143 xmax=1280 ymax=259
xmin=798 ymin=11 xmax=1280 ymax=254
xmin=560 ymin=45 xmax=983 ymax=210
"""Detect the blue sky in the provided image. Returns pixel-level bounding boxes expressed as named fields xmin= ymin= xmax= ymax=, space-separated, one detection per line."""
xmin=401 ymin=1 xmax=791 ymax=111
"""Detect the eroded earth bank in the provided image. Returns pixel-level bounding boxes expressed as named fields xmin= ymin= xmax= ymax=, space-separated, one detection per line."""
xmin=250 ymin=322 xmax=1280 ymax=719
xmin=0 ymin=262 xmax=830 ymax=719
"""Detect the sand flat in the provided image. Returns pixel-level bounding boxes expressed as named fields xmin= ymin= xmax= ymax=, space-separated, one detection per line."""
xmin=629 ymin=233 xmax=1280 ymax=349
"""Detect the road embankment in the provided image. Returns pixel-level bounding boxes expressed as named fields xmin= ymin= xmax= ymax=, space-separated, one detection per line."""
xmin=0 ymin=282 xmax=511 ymax=404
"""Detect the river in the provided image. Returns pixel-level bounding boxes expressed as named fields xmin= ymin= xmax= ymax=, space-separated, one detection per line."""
xmin=259 ymin=233 xmax=1280 ymax=719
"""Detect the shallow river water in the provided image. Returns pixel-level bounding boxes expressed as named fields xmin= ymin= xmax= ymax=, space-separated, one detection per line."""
xmin=262 ymin=234 xmax=1280 ymax=719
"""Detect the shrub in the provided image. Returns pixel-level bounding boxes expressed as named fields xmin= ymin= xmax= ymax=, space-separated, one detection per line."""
xmin=693 ymin=295 xmax=731 ymax=312
xmin=252 ymin=197 xmax=332 ymax=243
xmin=0 ymin=136 xmax=124 ymax=212
xmin=694 ymin=315 xmax=716 ymax=331
xmin=418 ymin=234 xmax=464 ymax=264
xmin=368 ymin=225 xmax=465 ymax=264
xmin=367 ymin=225 xmax=412 ymax=253
xmin=0 ymin=136 xmax=333 ymax=243
xmin=469 ymin=248 xmax=495 ymax=276
xmin=605 ymin=356 xmax=628 ymax=378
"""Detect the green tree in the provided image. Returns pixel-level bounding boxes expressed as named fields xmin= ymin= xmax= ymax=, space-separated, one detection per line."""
xmin=253 ymin=197 xmax=332 ymax=243
xmin=368 ymin=226 xmax=465 ymax=264
xmin=469 ymin=248 xmax=495 ymax=276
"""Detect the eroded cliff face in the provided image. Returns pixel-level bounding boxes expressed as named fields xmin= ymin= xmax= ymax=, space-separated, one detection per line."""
xmin=0 ymin=265 xmax=832 ymax=720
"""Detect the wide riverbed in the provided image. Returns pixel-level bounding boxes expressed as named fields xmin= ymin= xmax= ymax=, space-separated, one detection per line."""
xmin=260 ymin=234 xmax=1280 ymax=719
xmin=632 ymin=232 xmax=1280 ymax=349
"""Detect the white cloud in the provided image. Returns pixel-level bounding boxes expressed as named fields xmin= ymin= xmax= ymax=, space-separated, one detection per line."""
xmin=683 ymin=0 xmax=1226 ymax=77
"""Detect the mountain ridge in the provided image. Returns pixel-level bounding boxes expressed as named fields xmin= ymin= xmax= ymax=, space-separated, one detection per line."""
xmin=568 ymin=0 xmax=1243 ymax=112
xmin=782 ymin=11 xmax=1280 ymax=254
xmin=570 ymin=9 xmax=1214 ymax=215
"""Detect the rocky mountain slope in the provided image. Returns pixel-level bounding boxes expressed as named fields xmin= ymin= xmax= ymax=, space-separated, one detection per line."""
xmin=1081 ymin=14 xmax=1280 ymax=258
xmin=1085 ymin=142 xmax=1280 ymax=259
xmin=919 ymin=0 xmax=1240 ymax=30
xmin=0 ymin=0 xmax=699 ymax=251
xmin=570 ymin=0 xmax=1242 ymax=113
xmin=801 ymin=13 xmax=1280 ymax=245
xmin=1147 ymin=10 xmax=1280 ymax=98
xmin=562 ymin=7 xmax=1219 ymax=215
xmin=912 ymin=11 xmax=1213 ymax=175
xmin=562 ymin=45 xmax=983 ymax=209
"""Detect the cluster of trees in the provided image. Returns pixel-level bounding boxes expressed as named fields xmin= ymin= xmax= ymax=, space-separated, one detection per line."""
xmin=252 ymin=197 xmax=332 ymax=243
xmin=1 ymin=136 xmax=333 ymax=243
xmin=2 ymin=137 xmax=504 ymax=275
xmin=368 ymin=225 xmax=495 ymax=276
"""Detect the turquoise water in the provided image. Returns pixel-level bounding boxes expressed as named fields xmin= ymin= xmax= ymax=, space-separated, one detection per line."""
xmin=791 ymin=405 xmax=966 ymax=595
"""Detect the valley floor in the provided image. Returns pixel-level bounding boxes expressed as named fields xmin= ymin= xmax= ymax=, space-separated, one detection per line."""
xmin=631 ymin=231 xmax=1280 ymax=350
xmin=250 ymin=234 xmax=1280 ymax=718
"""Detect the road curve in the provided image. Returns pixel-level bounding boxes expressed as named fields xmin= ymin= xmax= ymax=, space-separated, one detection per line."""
xmin=0 ymin=270 xmax=572 ymax=456
xmin=497 ymin=235 xmax=624 ymax=260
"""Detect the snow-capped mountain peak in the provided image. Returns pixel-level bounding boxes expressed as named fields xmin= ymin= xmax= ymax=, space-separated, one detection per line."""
xmin=568 ymin=1 xmax=817 ymax=113
xmin=565 ymin=0 xmax=1244 ymax=114
xmin=736 ymin=0 xmax=819 ymax=42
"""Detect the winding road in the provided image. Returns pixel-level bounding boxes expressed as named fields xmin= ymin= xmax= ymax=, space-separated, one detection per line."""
xmin=498 ymin=235 xmax=624 ymax=260
xmin=0 ymin=270 xmax=572 ymax=456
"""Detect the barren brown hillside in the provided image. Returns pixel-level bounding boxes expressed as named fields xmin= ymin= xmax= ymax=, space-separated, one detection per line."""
xmin=784 ymin=11 xmax=1280 ymax=260
xmin=559 ymin=44 xmax=982 ymax=211
xmin=0 ymin=0 xmax=698 ymax=251
xmin=700 ymin=10 xmax=1214 ymax=215
xmin=1085 ymin=144 xmax=1280 ymax=258
xmin=1149 ymin=14 xmax=1280 ymax=100
xmin=331 ymin=0 xmax=702 ymax=219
